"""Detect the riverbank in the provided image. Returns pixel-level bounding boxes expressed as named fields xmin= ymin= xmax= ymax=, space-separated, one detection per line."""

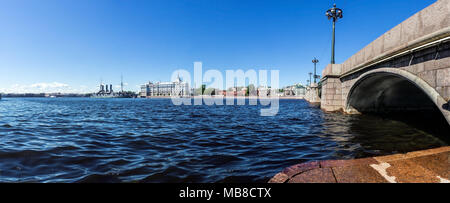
xmin=143 ymin=96 xmax=305 ymax=100
xmin=269 ymin=146 xmax=450 ymax=183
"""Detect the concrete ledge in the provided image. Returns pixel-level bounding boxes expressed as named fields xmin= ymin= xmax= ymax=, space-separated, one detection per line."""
xmin=269 ymin=146 xmax=450 ymax=183
xmin=322 ymin=64 xmax=343 ymax=78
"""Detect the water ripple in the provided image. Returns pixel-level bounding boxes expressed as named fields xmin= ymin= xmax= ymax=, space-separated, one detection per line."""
xmin=0 ymin=97 xmax=448 ymax=183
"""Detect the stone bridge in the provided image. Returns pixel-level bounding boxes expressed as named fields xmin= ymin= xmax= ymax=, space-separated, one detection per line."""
xmin=319 ymin=0 xmax=450 ymax=125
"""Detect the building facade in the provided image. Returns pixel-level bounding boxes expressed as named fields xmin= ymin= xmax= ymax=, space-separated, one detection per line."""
xmin=140 ymin=77 xmax=190 ymax=97
xmin=283 ymin=83 xmax=306 ymax=96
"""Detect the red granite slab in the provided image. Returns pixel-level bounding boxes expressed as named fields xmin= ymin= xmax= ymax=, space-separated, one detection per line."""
xmin=282 ymin=161 xmax=320 ymax=178
xmin=406 ymin=151 xmax=450 ymax=179
xmin=287 ymin=168 xmax=336 ymax=183
xmin=332 ymin=164 xmax=388 ymax=183
xmin=386 ymin=159 xmax=441 ymax=183
xmin=320 ymin=157 xmax=378 ymax=168
xmin=270 ymin=147 xmax=450 ymax=183
xmin=268 ymin=173 xmax=289 ymax=183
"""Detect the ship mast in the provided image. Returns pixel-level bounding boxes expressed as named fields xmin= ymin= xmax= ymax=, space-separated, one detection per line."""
xmin=121 ymin=74 xmax=124 ymax=93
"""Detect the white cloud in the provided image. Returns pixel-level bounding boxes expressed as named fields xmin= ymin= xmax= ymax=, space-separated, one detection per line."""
xmin=0 ymin=81 xmax=138 ymax=94
xmin=0 ymin=82 xmax=96 ymax=94
xmin=30 ymin=82 xmax=69 ymax=89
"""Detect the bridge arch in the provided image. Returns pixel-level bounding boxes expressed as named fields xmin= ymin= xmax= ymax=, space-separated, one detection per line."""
xmin=345 ymin=68 xmax=450 ymax=126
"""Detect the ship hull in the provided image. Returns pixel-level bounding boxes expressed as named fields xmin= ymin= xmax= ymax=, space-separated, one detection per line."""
xmin=90 ymin=93 xmax=135 ymax=98
xmin=90 ymin=95 xmax=134 ymax=98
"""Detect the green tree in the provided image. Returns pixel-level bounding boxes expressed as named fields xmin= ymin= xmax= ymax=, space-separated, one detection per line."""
xmin=195 ymin=84 xmax=207 ymax=95
xmin=202 ymin=84 xmax=206 ymax=94
xmin=204 ymin=88 xmax=216 ymax=95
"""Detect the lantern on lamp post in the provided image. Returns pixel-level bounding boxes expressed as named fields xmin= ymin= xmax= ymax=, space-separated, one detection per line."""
xmin=326 ymin=4 xmax=343 ymax=64
xmin=312 ymin=58 xmax=319 ymax=84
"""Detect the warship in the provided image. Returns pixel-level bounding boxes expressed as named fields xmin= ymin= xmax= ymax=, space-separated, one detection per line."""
xmin=91 ymin=76 xmax=136 ymax=98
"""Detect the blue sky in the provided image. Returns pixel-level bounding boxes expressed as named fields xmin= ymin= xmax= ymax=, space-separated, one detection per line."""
xmin=0 ymin=0 xmax=436 ymax=93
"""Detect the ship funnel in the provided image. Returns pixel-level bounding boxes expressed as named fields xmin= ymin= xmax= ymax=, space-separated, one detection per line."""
xmin=106 ymin=85 xmax=109 ymax=93
xmin=110 ymin=84 xmax=113 ymax=92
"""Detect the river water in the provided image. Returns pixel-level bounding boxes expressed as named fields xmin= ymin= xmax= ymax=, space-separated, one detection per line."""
xmin=0 ymin=98 xmax=448 ymax=183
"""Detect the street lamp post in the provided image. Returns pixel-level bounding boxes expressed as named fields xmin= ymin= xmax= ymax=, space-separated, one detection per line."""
xmin=326 ymin=4 xmax=343 ymax=64
xmin=308 ymin=72 xmax=312 ymax=86
xmin=312 ymin=58 xmax=319 ymax=84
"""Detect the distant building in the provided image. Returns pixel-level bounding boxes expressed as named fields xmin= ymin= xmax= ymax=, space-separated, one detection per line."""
xmin=225 ymin=87 xmax=247 ymax=96
xmin=257 ymin=86 xmax=271 ymax=97
xmin=140 ymin=76 xmax=189 ymax=97
xmin=283 ymin=83 xmax=306 ymax=96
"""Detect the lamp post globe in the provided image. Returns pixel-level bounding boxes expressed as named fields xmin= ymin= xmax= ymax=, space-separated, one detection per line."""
xmin=326 ymin=4 xmax=343 ymax=64
xmin=312 ymin=58 xmax=319 ymax=84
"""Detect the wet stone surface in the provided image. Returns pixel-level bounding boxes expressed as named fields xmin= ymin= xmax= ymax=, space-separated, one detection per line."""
xmin=270 ymin=146 xmax=450 ymax=183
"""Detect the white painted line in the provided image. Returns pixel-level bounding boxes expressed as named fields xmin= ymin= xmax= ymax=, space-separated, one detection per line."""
xmin=370 ymin=163 xmax=397 ymax=183
xmin=437 ymin=176 xmax=450 ymax=183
